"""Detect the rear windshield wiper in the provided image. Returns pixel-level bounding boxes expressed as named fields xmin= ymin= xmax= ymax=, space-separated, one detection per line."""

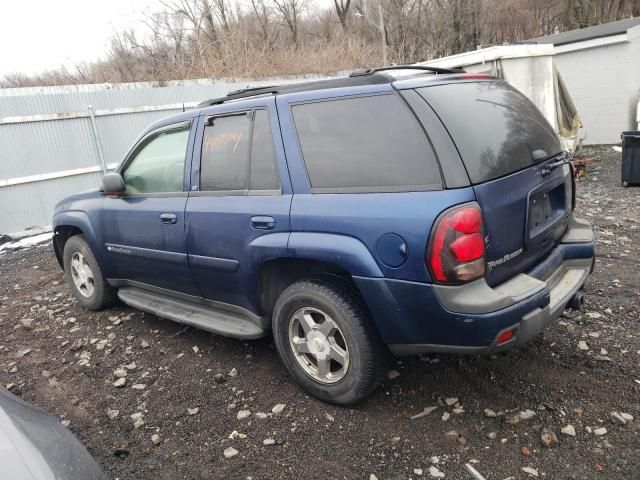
xmin=541 ymin=153 xmax=570 ymax=176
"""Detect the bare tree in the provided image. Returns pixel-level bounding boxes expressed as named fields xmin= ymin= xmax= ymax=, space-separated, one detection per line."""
xmin=273 ymin=0 xmax=304 ymax=44
xmin=250 ymin=0 xmax=276 ymax=45
xmin=4 ymin=0 xmax=638 ymax=88
xmin=333 ymin=0 xmax=352 ymax=31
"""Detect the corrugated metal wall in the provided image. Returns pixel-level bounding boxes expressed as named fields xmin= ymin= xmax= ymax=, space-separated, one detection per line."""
xmin=0 ymin=76 xmax=322 ymax=234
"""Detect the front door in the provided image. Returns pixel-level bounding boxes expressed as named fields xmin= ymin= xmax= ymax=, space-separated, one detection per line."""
xmin=185 ymin=99 xmax=292 ymax=314
xmin=100 ymin=119 xmax=201 ymax=296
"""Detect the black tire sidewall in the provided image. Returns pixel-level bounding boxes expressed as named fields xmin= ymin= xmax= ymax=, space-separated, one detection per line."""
xmin=273 ymin=280 xmax=381 ymax=404
xmin=63 ymin=236 xmax=108 ymax=310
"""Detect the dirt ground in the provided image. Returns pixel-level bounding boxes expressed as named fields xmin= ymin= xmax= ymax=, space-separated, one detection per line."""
xmin=0 ymin=147 xmax=638 ymax=480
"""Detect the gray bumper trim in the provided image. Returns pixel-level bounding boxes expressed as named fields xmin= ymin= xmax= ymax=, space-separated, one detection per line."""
xmin=433 ymin=274 xmax=546 ymax=315
xmin=545 ymin=258 xmax=591 ymax=318
xmin=389 ymin=257 xmax=592 ymax=357
xmin=561 ymin=216 xmax=594 ymax=244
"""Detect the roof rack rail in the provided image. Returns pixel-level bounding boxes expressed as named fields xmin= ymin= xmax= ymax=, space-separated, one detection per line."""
xmin=349 ymin=65 xmax=464 ymax=77
xmin=227 ymin=85 xmax=278 ymax=96
xmin=194 ymin=67 xmax=464 ymax=109
xmin=195 ymin=86 xmax=279 ymax=108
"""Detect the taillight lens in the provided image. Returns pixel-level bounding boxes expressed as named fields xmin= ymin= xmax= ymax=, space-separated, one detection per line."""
xmin=496 ymin=329 xmax=515 ymax=345
xmin=427 ymin=203 xmax=486 ymax=284
xmin=451 ymin=73 xmax=495 ymax=80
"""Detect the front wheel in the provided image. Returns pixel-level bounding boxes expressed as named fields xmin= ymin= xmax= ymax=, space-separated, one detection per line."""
xmin=63 ymin=235 xmax=117 ymax=310
xmin=272 ymin=277 xmax=387 ymax=405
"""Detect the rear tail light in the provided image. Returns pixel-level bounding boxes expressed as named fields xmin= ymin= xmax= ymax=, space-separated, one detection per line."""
xmin=496 ymin=329 xmax=515 ymax=346
xmin=451 ymin=73 xmax=495 ymax=80
xmin=427 ymin=203 xmax=486 ymax=284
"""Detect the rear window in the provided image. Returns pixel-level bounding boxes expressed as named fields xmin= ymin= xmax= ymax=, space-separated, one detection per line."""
xmin=418 ymin=82 xmax=562 ymax=184
xmin=292 ymin=94 xmax=441 ymax=192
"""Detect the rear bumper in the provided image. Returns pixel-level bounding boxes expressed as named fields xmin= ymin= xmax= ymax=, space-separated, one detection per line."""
xmin=355 ymin=216 xmax=594 ymax=355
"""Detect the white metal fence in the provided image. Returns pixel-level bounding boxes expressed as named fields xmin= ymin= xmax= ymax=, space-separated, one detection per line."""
xmin=0 ymin=76 xmax=323 ymax=234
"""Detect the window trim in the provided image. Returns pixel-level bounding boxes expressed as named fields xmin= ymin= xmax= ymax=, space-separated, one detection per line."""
xmin=189 ymin=189 xmax=282 ymax=197
xmin=206 ymin=110 xmax=253 ymax=124
xmin=198 ymin=108 xmax=282 ymax=196
xmin=399 ymin=89 xmax=468 ymax=189
xmin=289 ymin=92 xmax=443 ymax=194
xmin=118 ymin=120 xmax=193 ymax=197
xmin=116 ymin=192 xmax=190 ymax=199
xmin=310 ymin=184 xmax=441 ymax=194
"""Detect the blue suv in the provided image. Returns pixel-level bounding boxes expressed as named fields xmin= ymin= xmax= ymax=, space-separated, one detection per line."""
xmin=53 ymin=66 xmax=595 ymax=404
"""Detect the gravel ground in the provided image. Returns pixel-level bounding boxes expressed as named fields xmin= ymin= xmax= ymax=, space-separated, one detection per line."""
xmin=0 ymin=147 xmax=639 ymax=480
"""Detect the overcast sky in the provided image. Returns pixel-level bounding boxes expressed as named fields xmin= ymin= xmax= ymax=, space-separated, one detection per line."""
xmin=0 ymin=0 xmax=160 ymax=76
xmin=0 ymin=0 xmax=336 ymax=78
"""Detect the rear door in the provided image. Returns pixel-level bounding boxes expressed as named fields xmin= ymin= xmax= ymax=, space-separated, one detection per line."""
xmin=184 ymin=98 xmax=291 ymax=314
xmin=418 ymin=81 xmax=573 ymax=286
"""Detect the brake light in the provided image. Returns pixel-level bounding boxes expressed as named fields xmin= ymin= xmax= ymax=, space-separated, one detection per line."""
xmin=427 ymin=203 xmax=486 ymax=284
xmin=453 ymin=73 xmax=495 ymax=80
xmin=450 ymin=233 xmax=484 ymax=262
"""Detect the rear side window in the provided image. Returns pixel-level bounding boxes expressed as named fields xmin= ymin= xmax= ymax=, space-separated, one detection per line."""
xmin=418 ymin=82 xmax=562 ymax=184
xmin=292 ymin=94 xmax=441 ymax=192
xmin=200 ymin=110 xmax=280 ymax=192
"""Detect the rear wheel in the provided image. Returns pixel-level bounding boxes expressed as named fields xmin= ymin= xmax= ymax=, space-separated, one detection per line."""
xmin=272 ymin=276 xmax=387 ymax=405
xmin=63 ymin=235 xmax=117 ymax=310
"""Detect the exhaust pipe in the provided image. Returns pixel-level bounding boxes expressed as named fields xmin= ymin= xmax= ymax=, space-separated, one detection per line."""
xmin=567 ymin=290 xmax=585 ymax=310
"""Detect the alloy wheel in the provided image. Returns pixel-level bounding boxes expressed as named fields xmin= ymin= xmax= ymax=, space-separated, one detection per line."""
xmin=288 ymin=307 xmax=350 ymax=384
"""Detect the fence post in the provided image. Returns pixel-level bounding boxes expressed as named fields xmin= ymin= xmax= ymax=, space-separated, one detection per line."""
xmin=88 ymin=105 xmax=107 ymax=175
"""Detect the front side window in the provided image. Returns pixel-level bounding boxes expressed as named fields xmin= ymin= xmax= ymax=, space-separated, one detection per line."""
xmin=123 ymin=126 xmax=190 ymax=193
xmin=292 ymin=94 xmax=441 ymax=192
xmin=200 ymin=109 xmax=280 ymax=192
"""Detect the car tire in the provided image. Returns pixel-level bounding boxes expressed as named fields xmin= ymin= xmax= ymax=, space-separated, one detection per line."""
xmin=272 ymin=276 xmax=387 ymax=405
xmin=63 ymin=235 xmax=117 ymax=311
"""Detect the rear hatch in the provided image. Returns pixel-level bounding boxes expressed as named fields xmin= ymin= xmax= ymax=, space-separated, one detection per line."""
xmin=417 ymin=80 xmax=573 ymax=286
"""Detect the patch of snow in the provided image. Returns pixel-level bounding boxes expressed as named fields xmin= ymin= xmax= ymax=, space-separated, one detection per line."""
xmin=0 ymin=232 xmax=52 ymax=253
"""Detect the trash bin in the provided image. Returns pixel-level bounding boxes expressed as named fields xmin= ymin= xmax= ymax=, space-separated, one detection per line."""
xmin=621 ymin=131 xmax=640 ymax=186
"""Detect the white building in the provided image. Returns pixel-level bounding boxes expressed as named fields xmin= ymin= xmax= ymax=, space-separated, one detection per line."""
xmin=419 ymin=18 xmax=640 ymax=146
xmin=526 ymin=17 xmax=640 ymax=145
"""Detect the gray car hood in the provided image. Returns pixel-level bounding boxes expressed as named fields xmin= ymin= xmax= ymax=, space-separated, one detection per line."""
xmin=0 ymin=388 xmax=105 ymax=480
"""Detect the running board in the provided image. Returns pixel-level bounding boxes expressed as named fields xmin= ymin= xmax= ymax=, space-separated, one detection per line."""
xmin=117 ymin=287 xmax=266 ymax=339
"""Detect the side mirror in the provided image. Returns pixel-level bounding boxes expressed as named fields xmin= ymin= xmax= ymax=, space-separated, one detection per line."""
xmin=101 ymin=173 xmax=125 ymax=195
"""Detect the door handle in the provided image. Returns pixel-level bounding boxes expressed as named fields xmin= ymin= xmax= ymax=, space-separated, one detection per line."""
xmin=160 ymin=213 xmax=177 ymax=224
xmin=250 ymin=216 xmax=275 ymax=230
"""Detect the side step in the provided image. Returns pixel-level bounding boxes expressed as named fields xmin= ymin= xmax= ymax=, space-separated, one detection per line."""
xmin=117 ymin=287 xmax=266 ymax=339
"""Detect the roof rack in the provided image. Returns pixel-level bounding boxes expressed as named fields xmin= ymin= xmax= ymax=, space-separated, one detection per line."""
xmin=349 ymin=65 xmax=464 ymax=77
xmin=195 ymin=86 xmax=279 ymax=108
xmin=194 ymin=66 xmax=459 ymax=109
